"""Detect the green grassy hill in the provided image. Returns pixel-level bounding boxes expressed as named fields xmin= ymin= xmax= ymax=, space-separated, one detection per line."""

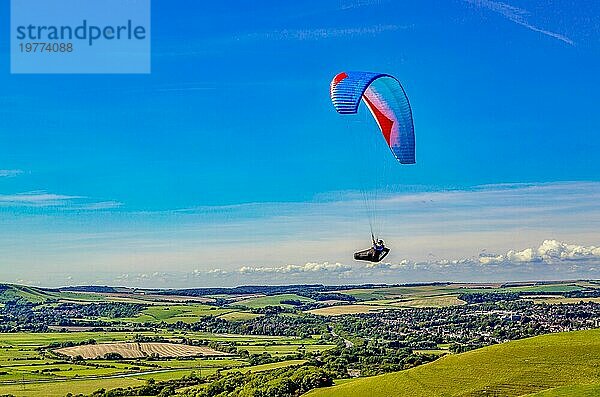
xmin=526 ymin=384 xmax=600 ymax=396
xmin=306 ymin=329 xmax=600 ymax=397
xmin=0 ymin=284 xmax=104 ymax=303
xmin=232 ymin=293 xmax=315 ymax=309
xmin=0 ymin=284 xmax=58 ymax=303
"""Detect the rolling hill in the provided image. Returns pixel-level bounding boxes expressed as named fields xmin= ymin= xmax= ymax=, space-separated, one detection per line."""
xmin=306 ymin=329 xmax=600 ymax=397
xmin=0 ymin=284 xmax=104 ymax=303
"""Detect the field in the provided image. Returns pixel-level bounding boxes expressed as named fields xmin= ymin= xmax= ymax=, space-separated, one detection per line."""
xmin=0 ymin=330 xmax=334 ymax=396
xmin=307 ymin=304 xmax=397 ymax=316
xmin=0 ymin=378 xmax=145 ymax=397
xmin=109 ymin=304 xmax=231 ymax=323
xmin=241 ymin=343 xmax=335 ymax=356
xmin=311 ymin=282 xmax=594 ymax=315
xmin=0 ymin=280 xmax=598 ymax=396
xmin=217 ymin=311 xmax=262 ymax=321
xmin=335 ymin=283 xmax=587 ymax=301
xmin=232 ymin=294 xmax=315 ymax=309
xmin=528 ymin=296 xmax=600 ymax=305
xmin=527 ymin=384 xmax=600 ymax=396
xmin=55 ymin=342 xmax=227 ymax=359
xmin=307 ymin=329 xmax=600 ymax=397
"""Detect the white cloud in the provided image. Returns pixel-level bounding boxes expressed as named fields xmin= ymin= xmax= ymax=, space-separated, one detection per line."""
xmin=538 ymin=240 xmax=600 ymax=261
xmin=239 ymin=262 xmax=351 ymax=274
xmin=479 ymin=240 xmax=600 ymax=265
xmin=79 ymin=201 xmax=123 ymax=210
xmin=339 ymin=0 xmax=386 ymax=11
xmin=0 ymin=191 xmax=83 ymax=206
xmin=244 ymin=25 xmax=403 ymax=41
xmin=507 ymin=248 xmax=537 ymax=262
xmin=195 ymin=240 xmax=599 ymax=285
xmin=464 ymin=0 xmax=574 ymax=45
xmin=0 ymin=170 xmax=23 ymax=178
xmin=0 ymin=191 xmax=122 ymax=210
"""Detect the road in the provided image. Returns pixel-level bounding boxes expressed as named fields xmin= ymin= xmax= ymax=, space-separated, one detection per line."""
xmin=329 ymin=327 xmax=354 ymax=348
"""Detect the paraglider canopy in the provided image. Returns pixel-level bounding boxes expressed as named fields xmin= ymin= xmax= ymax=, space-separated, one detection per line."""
xmin=330 ymin=71 xmax=415 ymax=164
xmin=330 ymin=71 xmax=416 ymax=263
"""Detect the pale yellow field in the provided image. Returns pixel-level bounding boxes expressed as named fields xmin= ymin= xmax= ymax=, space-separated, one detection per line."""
xmin=529 ymin=297 xmax=600 ymax=305
xmin=55 ymin=342 xmax=228 ymax=359
xmin=391 ymin=295 xmax=466 ymax=308
xmin=307 ymin=304 xmax=397 ymax=316
xmin=217 ymin=311 xmax=262 ymax=321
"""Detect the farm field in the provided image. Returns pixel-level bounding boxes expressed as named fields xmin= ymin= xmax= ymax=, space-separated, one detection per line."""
xmin=307 ymin=329 xmax=600 ymax=397
xmin=217 ymin=311 xmax=262 ymax=321
xmin=113 ymin=304 xmax=233 ymax=323
xmin=0 ymin=280 xmax=599 ymax=396
xmin=0 ymin=328 xmax=334 ymax=396
xmin=528 ymin=297 xmax=600 ymax=305
xmin=390 ymin=295 xmax=465 ymax=308
xmin=231 ymin=294 xmax=315 ymax=309
xmin=335 ymin=282 xmax=588 ymax=302
xmin=222 ymin=359 xmax=307 ymax=374
xmin=0 ymin=378 xmax=145 ymax=397
xmin=55 ymin=342 xmax=228 ymax=359
xmin=242 ymin=343 xmax=335 ymax=356
xmin=307 ymin=304 xmax=396 ymax=316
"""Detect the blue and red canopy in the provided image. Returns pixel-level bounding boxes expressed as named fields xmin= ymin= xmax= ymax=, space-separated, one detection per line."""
xmin=330 ymin=71 xmax=415 ymax=164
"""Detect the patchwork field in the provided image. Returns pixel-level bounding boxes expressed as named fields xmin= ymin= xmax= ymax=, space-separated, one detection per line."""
xmin=0 ymin=281 xmax=598 ymax=396
xmin=307 ymin=304 xmax=397 ymax=316
xmin=335 ymin=283 xmax=587 ymax=301
xmin=55 ymin=342 xmax=228 ymax=359
xmin=217 ymin=311 xmax=262 ymax=321
xmin=232 ymin=294 xmax=315 ymax=309
xmin=0 ymin=378 xmax=145 ymax=397
xmin=114 ymin=304 xmax=232 ymax=323
xmin=0 ymin=329 xmax=333 ymax=396
xmin=241 ymin=343 xmax=335 ymax=356
xmin=528 ymin=296 xmax=600 ymax=305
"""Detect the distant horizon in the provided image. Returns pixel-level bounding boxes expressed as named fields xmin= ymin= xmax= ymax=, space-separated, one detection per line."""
xmin=6 ymin=278 xmax=599 ymax=291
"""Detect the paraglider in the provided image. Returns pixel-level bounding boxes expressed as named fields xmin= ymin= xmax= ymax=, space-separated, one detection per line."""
xmin=354 ymin=236 xmax=390 ymax=262
xmin=330 ymin=71 xmax=415 ymax=263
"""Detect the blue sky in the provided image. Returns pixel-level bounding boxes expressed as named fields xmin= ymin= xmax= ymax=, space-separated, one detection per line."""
xmin=0 ymin=0 xmax=599 ymax=287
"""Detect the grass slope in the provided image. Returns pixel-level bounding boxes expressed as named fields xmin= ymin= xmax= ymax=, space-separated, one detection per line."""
xmin=526 ymin=384 xmax=600 ymax=397
xmin=115 ymin=304 xmax=231 ymax=323
xmin=0 ymin=284 xmax=107 ymax=303
xmin=0 ymin=378 xmax=144 ymax=397
xmin=306 ymin=329 xmax=600 ymax=397
xmin=233 ymin=294 xmax=315 ymax=309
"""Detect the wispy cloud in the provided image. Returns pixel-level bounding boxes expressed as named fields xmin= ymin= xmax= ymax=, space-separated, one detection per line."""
xmin=0 ymin=191 xmax=83 ymax=206
xmin=79 ymin=201 xmax=123 ymax=211
xmin=0 ymin=191 xmax=122 ymax=210
xmin=464 ymin=0 xmax=574 ymax=45
xmin=0 ymin=169 xmax=23 ymax=178
xmin=338 ymin=0 xmax=387 ymax=11
xmin=238 ymin=262 xmax=352 ymax=275
xmin=243 ymin=24 xmax=404 ymax=41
